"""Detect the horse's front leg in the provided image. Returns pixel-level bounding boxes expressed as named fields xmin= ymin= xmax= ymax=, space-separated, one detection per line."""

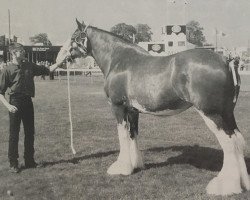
xmin=107 ymin=104 xmax=133 ymax=175
xmin=128 ymin=110 xmax=144 ymax=169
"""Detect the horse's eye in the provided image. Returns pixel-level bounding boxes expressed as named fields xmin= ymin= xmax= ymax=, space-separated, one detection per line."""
xmin=75 ymin=36 xmax=82 ymax=44
xmin=80 ymin=32 xmax=86 ymax=39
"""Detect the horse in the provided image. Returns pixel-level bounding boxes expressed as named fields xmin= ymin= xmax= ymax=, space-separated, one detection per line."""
xmin=56 ymin=19 xmax=250 ymax=196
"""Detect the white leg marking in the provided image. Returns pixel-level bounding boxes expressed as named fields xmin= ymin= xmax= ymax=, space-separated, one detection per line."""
xmin=197 ymin=111 xmax=249 ymax=195
xmin=234 ymin=129 xmax=250 ymax=191
xmin=129 ymin=135 xmax=144 ymax=169
xmin=107 ymin=121 xmax=133 ymax=175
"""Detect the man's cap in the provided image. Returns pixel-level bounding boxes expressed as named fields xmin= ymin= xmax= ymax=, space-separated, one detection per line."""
xmin=8 ymin=43 xmax=24 ymax=53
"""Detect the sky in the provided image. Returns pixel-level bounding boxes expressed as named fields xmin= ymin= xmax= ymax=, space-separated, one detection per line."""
xmin=0 ymin=0 xmax=250 ymax=49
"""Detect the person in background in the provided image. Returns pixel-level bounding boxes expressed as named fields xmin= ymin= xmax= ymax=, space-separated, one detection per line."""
xmin=0 ymin=43 xmax=63 ymax=173
xmin=40 ymin=61 xmax=46 ymax=80
xmin=47 ymin=61 xmax=55 ymax=80
xmin=0 ymin=57 xmax=5 ymax=70
xmin=84 ymin=56 xmax=94 ymax=77
xmin=0 ymin=61 xmax=4 ymax=71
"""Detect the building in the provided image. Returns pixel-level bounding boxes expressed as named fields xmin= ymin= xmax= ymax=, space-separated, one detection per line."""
xmin=138 ymin=24 xmax=195 ymax=56
xmin=0 ymin=46 xmax=7 ymax=62
xmin=0 ymin=45 xmax=61 ymax=64
xmin=234 ymin=47 xmax=250 ymax=61
xmin=23 ymin=46 xmax=61 ymax=63
xmin=138 ymin=0 xmax=194 ymax=56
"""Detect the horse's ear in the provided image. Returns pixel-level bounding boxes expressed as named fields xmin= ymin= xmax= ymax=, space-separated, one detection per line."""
xmin=76 ymin=18 xmax=83 ymax=31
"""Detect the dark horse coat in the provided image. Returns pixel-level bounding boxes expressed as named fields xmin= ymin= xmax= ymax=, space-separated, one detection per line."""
xmin=56 ymin=19 xmax=249 ymax=196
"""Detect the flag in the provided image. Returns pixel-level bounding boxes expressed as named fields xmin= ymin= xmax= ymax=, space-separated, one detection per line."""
xmin=215 ymin=29 xmax=226 ymax=37
xmin=168 ymin=0 xmax=188 ymax=4
xmin=13 ymin=35 xmax=18 ymax=42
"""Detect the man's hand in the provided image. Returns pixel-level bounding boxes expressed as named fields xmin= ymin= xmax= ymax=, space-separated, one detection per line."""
xmin=7 ymin=104 xmax=18 ymax=113
xmin=50 ymin=63 xmax=60 ymax=72
xmin=49 ymin=61 xmax=67 ymax=72
xmin=0 ymin=94 xmax=18 ymax=113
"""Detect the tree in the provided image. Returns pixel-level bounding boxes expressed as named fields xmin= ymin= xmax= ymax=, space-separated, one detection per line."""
xmin=0 ymin=35 xmax=6 ymax=46
xmin=110 ymin=23 xmax=136 ymax=43
xmin=134 ymin=24 xmax=153 ymax=43
xmin=29 ymin=33 xmax=52 ymax=46
xmin=186 ymin=20 xmax=206 ymax=47
xmin=110 ymin=23 xmax=153 ymax=44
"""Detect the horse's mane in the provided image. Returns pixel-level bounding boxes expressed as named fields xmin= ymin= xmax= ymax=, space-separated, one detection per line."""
xmin=90 ymin=26 xmax=132 ymax=43
xmin=90 ymin=26 xmax=150 ymax=55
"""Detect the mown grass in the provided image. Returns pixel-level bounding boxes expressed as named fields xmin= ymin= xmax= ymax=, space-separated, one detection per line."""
xmin=0 ymin=75 xmax=250 ymax=200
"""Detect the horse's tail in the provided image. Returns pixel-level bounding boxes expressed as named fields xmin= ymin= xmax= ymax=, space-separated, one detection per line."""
xmin=228 ymin=59 xmax=241 ymax=103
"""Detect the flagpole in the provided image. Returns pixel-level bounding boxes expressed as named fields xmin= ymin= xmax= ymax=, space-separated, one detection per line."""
xmin=8 ymin=9 xmax=11 ymax=44
xmin=215 ymin=28 xmax=217 ymax=52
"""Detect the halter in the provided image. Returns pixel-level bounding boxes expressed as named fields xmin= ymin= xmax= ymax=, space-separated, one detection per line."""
xmin=61 ymin=25 xmax=89 ymax=63
xmin=73 ymin=25 xmax=89 ymax=56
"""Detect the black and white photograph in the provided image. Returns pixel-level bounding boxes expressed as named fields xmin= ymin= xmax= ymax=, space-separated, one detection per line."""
xmin=0 ymin=0 xmax=250 ymax=199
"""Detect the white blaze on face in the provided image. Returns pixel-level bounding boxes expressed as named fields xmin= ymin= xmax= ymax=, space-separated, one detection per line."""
xmin=56 ymin=38 xmax=72 ymax=64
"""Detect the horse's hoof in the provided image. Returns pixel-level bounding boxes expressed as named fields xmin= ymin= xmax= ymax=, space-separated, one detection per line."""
xmin=130 ymin=151 xmax=144 ymax=169
xmin=206 ymin=176 xmax=242 ymax=196
xmin=107 ymin=161 xmax=133 ymax=175
xmin=243 ymin=176 xmax=250 ymax=191
xmin=131 ymin=157 xmax=144 ymax=169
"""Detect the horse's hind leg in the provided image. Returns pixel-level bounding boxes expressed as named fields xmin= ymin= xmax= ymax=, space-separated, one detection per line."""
xmin=107 ymin=105 xmax=133 ymax=175
xmin=197 ymin=110 xmax=250 ymax=195
xmin=128 ymin=110 xmax=144 ymax=169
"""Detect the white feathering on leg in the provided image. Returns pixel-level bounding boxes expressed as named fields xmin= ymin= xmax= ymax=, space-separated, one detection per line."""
xmin=107 ymin=121 xmax=133 ymax=175
xmin=197 ymin=110 xmax=245 ymax=195
xmin=129 ymin=135 xmax=144 ymax=169
xmin=234 ymin=129 xmax=250 ymax=191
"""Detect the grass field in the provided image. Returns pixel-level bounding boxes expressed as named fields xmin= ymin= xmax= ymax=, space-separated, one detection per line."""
xmin=0 ymin=75 xmax=250 ymax=200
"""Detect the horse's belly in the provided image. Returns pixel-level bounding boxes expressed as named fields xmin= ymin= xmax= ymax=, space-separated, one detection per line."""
xmin=130 ymin=99 xmax=191 ymax=116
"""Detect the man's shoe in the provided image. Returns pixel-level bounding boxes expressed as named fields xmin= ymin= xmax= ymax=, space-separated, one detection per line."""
xmin=9 ymin=165 xmax=20 ymax=173
xmin=25 ymin=161 xmax=38 ymax=169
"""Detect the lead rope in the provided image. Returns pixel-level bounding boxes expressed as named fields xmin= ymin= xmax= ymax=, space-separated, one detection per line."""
xmin=66 ymin=61 xmax=76 ymax=155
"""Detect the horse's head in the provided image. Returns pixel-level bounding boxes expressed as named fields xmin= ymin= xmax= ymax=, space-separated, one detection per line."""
xmin=70 ymin=19 xmax=91 ymax=59
xmin=56 ymin=19 xmax=91 ymax=65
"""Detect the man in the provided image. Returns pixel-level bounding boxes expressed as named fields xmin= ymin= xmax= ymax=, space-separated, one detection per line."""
xmin=0 ymin=57 xmax=4 ymax=71
xmin=0 ymin=43 xmax=63 ymax=173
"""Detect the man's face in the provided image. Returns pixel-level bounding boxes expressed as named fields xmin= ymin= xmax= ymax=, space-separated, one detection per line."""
xmin=13 ymin=48 xmax=26 ymax=61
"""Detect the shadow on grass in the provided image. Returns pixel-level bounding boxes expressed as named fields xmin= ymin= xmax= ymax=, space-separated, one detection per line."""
xmin=40 ymin=150 xmax=118 ymax=167
xmin=39 ymin=145 xmax=250 ymax=174
xmin=144 ymin=145 xmax=250 ymax=173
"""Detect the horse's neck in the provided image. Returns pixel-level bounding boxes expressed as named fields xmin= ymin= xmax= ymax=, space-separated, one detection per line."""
xmin=87 ymin=27 xmax=146 ymax=77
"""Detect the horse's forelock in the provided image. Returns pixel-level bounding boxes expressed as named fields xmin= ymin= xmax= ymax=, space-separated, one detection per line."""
xmin=71 ymin=29 xmax=80 ymax=41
